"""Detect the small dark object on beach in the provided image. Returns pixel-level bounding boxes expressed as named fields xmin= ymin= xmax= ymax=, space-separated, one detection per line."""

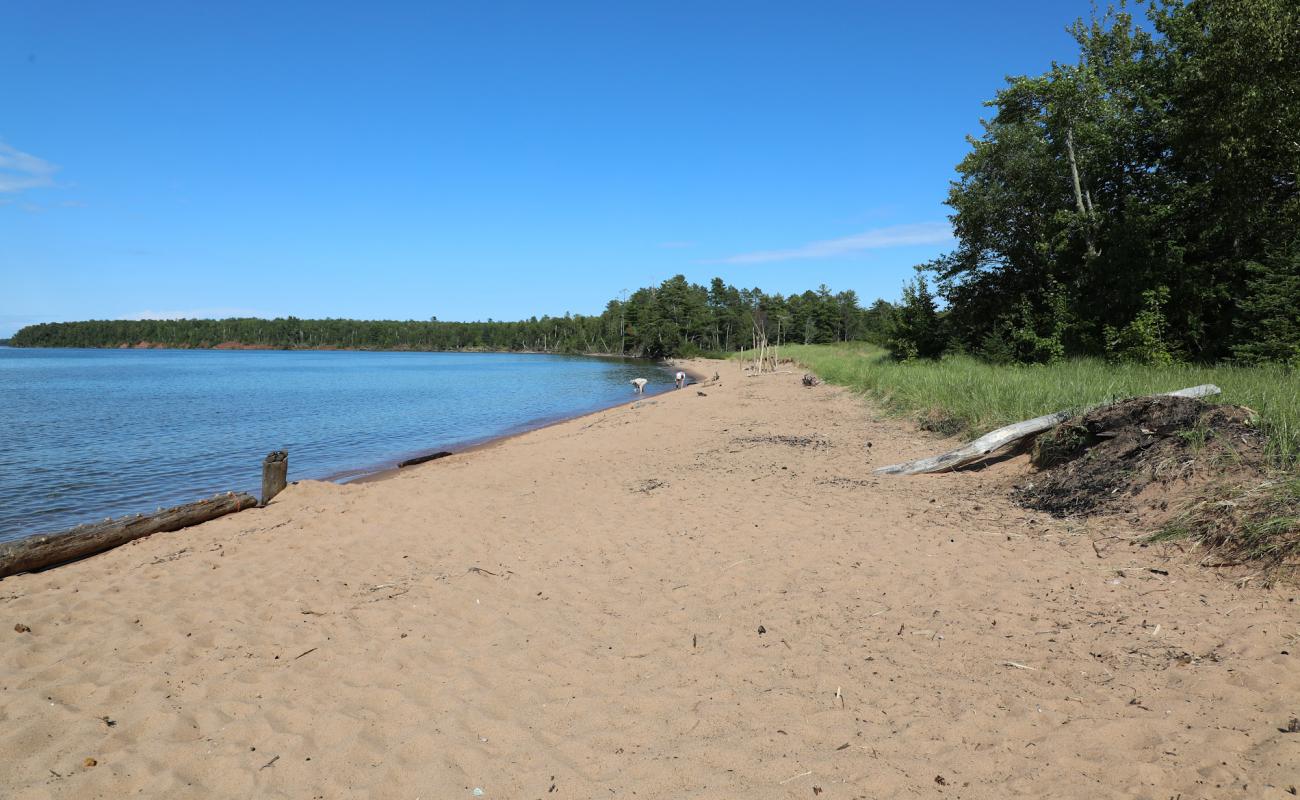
xmin=934 ymin=775 xmax=947 ymax=786
xmin=735 ymin=434 xmax=830 ymax=450
xmin=14 ymin=623 xmax=30 ymax=633
xmin=632 ymin=479 xmax=667 ymax=494
xmin=697 ymin=391 xmax=708 ymax=397
xmin=813 ymin=787 xmax=823 ymax=795
xmin=692 ymin=634 xmax=697 ymax=648
xmin=83 ymin=758 xmax=97 ymax=768
xmin=398 ymin=451 xmax=453 ymax=469
xmin=99 ymin=716 xmax=115 ymax=727
xmin=802 ymin=373 xmax=820 ymax=387
xmin=757 ymin=625 xmax=766 ymax=635
xmin=1282 ymin=717 xmax=1300 ymax=733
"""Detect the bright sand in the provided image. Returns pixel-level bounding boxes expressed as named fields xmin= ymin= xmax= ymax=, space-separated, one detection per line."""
xmin=2 ymin=359 xmax=1296 ymax=798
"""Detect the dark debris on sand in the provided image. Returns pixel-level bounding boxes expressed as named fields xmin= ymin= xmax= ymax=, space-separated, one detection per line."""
xmin=1014 ymin=395 xmax=1264 ymax=518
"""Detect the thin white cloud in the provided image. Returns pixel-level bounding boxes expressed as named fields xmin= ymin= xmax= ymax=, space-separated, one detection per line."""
xmin=0 ymin=142 xmax=58 ymax=193
xmin=710 ymin=222 xmax=953 ymax=265
xmin=128 ymin=307 xmax=273 ymax=320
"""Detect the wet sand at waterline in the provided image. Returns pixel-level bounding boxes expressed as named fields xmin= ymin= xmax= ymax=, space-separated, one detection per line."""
xmin=2 ymin=358 xmax=1296 ymax=799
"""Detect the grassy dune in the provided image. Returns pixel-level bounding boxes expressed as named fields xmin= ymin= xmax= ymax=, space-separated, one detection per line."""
xmin=778 ymin=342 xmax=1299 ymax=465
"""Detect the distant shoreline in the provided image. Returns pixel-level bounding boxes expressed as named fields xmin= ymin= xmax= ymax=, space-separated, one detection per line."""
xmin=7 ymin=340 xmax=644 ymax=357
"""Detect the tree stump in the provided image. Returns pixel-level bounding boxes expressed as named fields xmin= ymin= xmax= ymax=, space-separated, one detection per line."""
xmin=262 ymin=450 xmax=288 ymax=506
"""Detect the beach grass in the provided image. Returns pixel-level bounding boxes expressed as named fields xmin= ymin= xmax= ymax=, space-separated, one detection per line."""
xmin=772 ymin=342 xmax=1300 ymax=466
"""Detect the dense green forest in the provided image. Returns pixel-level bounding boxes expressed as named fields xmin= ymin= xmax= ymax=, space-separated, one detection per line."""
xmin=10 ymin=276 xmax=895 ymax=358
xmin=894 ymin=0 xmax=1298 ymax=365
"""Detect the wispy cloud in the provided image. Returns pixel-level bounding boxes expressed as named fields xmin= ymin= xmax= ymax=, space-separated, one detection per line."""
xmin=0 ymin=142 xmax=58 ymax=193
xmin=710 ymin=222 xmax=953 ymax=265
xmin=127 ymin=307 xmax=273 ymax=321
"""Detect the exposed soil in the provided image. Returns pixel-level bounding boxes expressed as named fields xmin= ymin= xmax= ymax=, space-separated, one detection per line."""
xmin=1014 ymin=395 xmax=1266 ymax=519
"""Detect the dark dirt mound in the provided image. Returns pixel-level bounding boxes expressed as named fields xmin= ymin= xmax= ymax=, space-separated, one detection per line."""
xmin=1014 ymin=396 xmax=1265 ymax=518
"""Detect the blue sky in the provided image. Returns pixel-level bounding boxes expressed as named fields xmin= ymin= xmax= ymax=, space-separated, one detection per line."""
xmin=2 ymin=1 xmax=1088 ymax=336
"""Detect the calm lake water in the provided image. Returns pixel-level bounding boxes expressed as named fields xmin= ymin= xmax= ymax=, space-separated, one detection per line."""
xmin=0 ymin=348 xmax=676 ymax=543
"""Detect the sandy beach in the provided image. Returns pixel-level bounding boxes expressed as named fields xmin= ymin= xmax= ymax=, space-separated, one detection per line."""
xmin=2 ymin=358 xmax=1296 ymax=799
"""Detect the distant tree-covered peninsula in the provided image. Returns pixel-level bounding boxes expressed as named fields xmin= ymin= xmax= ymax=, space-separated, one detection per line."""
xmin=10 ymin=276 xmax=895 ymax=359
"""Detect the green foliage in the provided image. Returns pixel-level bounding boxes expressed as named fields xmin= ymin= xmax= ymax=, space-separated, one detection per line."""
xmin=887 ymin=274 xmax=947 ymax=360
xmin=1104 ymin=286 xmax=1175 ymax=365
xmin=781 ymin=342 xmax=1300 ymax=466
xmin=1234 ymin=247 xmax=1300 ymax=364
xmin=992 ymin=286 xmax=1070 ymax=364
xmin=10 ymin=275 xmax=876 ymax=360
xmin=1153 ymin=478 xmax=1300 ymax=579
xmin=935 ymin=0 xmax=1299 ymax=364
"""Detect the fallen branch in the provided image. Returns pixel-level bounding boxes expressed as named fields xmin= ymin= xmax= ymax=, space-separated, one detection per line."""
xmin=0 ymin=492 xmax=258 ymax=579
xmin=398 ymin=451 xmax=453 ymax=468
xmin=874 ymin=384 xmax=1221 ymax=476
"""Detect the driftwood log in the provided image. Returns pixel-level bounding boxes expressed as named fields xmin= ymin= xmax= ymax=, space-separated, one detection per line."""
xmin=398 ymin=451 xmax=453 ymax=468
xmin=0 ymin=491 xmax=257 ymax=579
xmin=874 ymin=384 xmax=1222 ymax=476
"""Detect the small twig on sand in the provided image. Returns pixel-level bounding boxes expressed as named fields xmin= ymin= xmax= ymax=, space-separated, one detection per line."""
xmin=467 ymin=566 xmax=500 ymax=577
xmin=1001 ymin=661 xmax=1037 ymax=671
xmin=779 ymin=770 xmax=812 ymax=785
xmin=260 ymin=755 xmax=280 ymax=770
xmin=294 ymin=647 xmax=318 ymax=660
xmin=720 ymin=559 xmax=750 ymax=574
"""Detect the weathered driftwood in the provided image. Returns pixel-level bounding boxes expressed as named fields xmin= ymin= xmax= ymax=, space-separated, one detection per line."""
xmin=874 ymin=384 xmax=1222 ymax=476
xmin=261 ymin=450 xmax=288 ymax=506
xmin=398 ymin=451 xmax=453 ymax=468
xmin=0 ymin=492 xmax=257 ymax=579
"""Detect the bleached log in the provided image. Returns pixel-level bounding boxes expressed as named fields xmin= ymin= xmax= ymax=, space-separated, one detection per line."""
xmin=874 ymin=384 xmax=1221 ymax=476
xmin=0 ymin=492 xmax=257 ymax=579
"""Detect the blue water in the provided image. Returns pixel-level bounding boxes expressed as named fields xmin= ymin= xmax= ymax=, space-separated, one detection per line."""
xmin=0 ymin=348 xmax=675 ymax=542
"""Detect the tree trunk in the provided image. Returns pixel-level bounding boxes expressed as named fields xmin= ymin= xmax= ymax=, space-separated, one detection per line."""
xmin=1065 ymin=126 xmax=1099 ymax=259
xmin=0 ymin=492 xmax=258 ymax=579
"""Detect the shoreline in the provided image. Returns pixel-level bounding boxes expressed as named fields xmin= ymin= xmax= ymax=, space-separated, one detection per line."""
xmin=344 ymin=360 xmax=709 ymax=485
xmin=3 ymin=360 xmax=1298 ymax=797
xmin=0 ymin=357 xmax=707 ymax=544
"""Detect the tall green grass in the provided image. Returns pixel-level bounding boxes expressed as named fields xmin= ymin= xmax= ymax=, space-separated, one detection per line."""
xmin=776 ymin=342 xmax=1299 ymax=465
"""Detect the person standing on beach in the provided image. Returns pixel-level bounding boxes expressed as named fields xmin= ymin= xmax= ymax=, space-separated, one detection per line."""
xmin=675 ymin=371 xmax=686 ymax=389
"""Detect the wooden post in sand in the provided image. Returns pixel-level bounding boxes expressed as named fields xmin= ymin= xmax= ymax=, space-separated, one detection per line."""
xmin=261 ymin=450 xmax=288 ymax=506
